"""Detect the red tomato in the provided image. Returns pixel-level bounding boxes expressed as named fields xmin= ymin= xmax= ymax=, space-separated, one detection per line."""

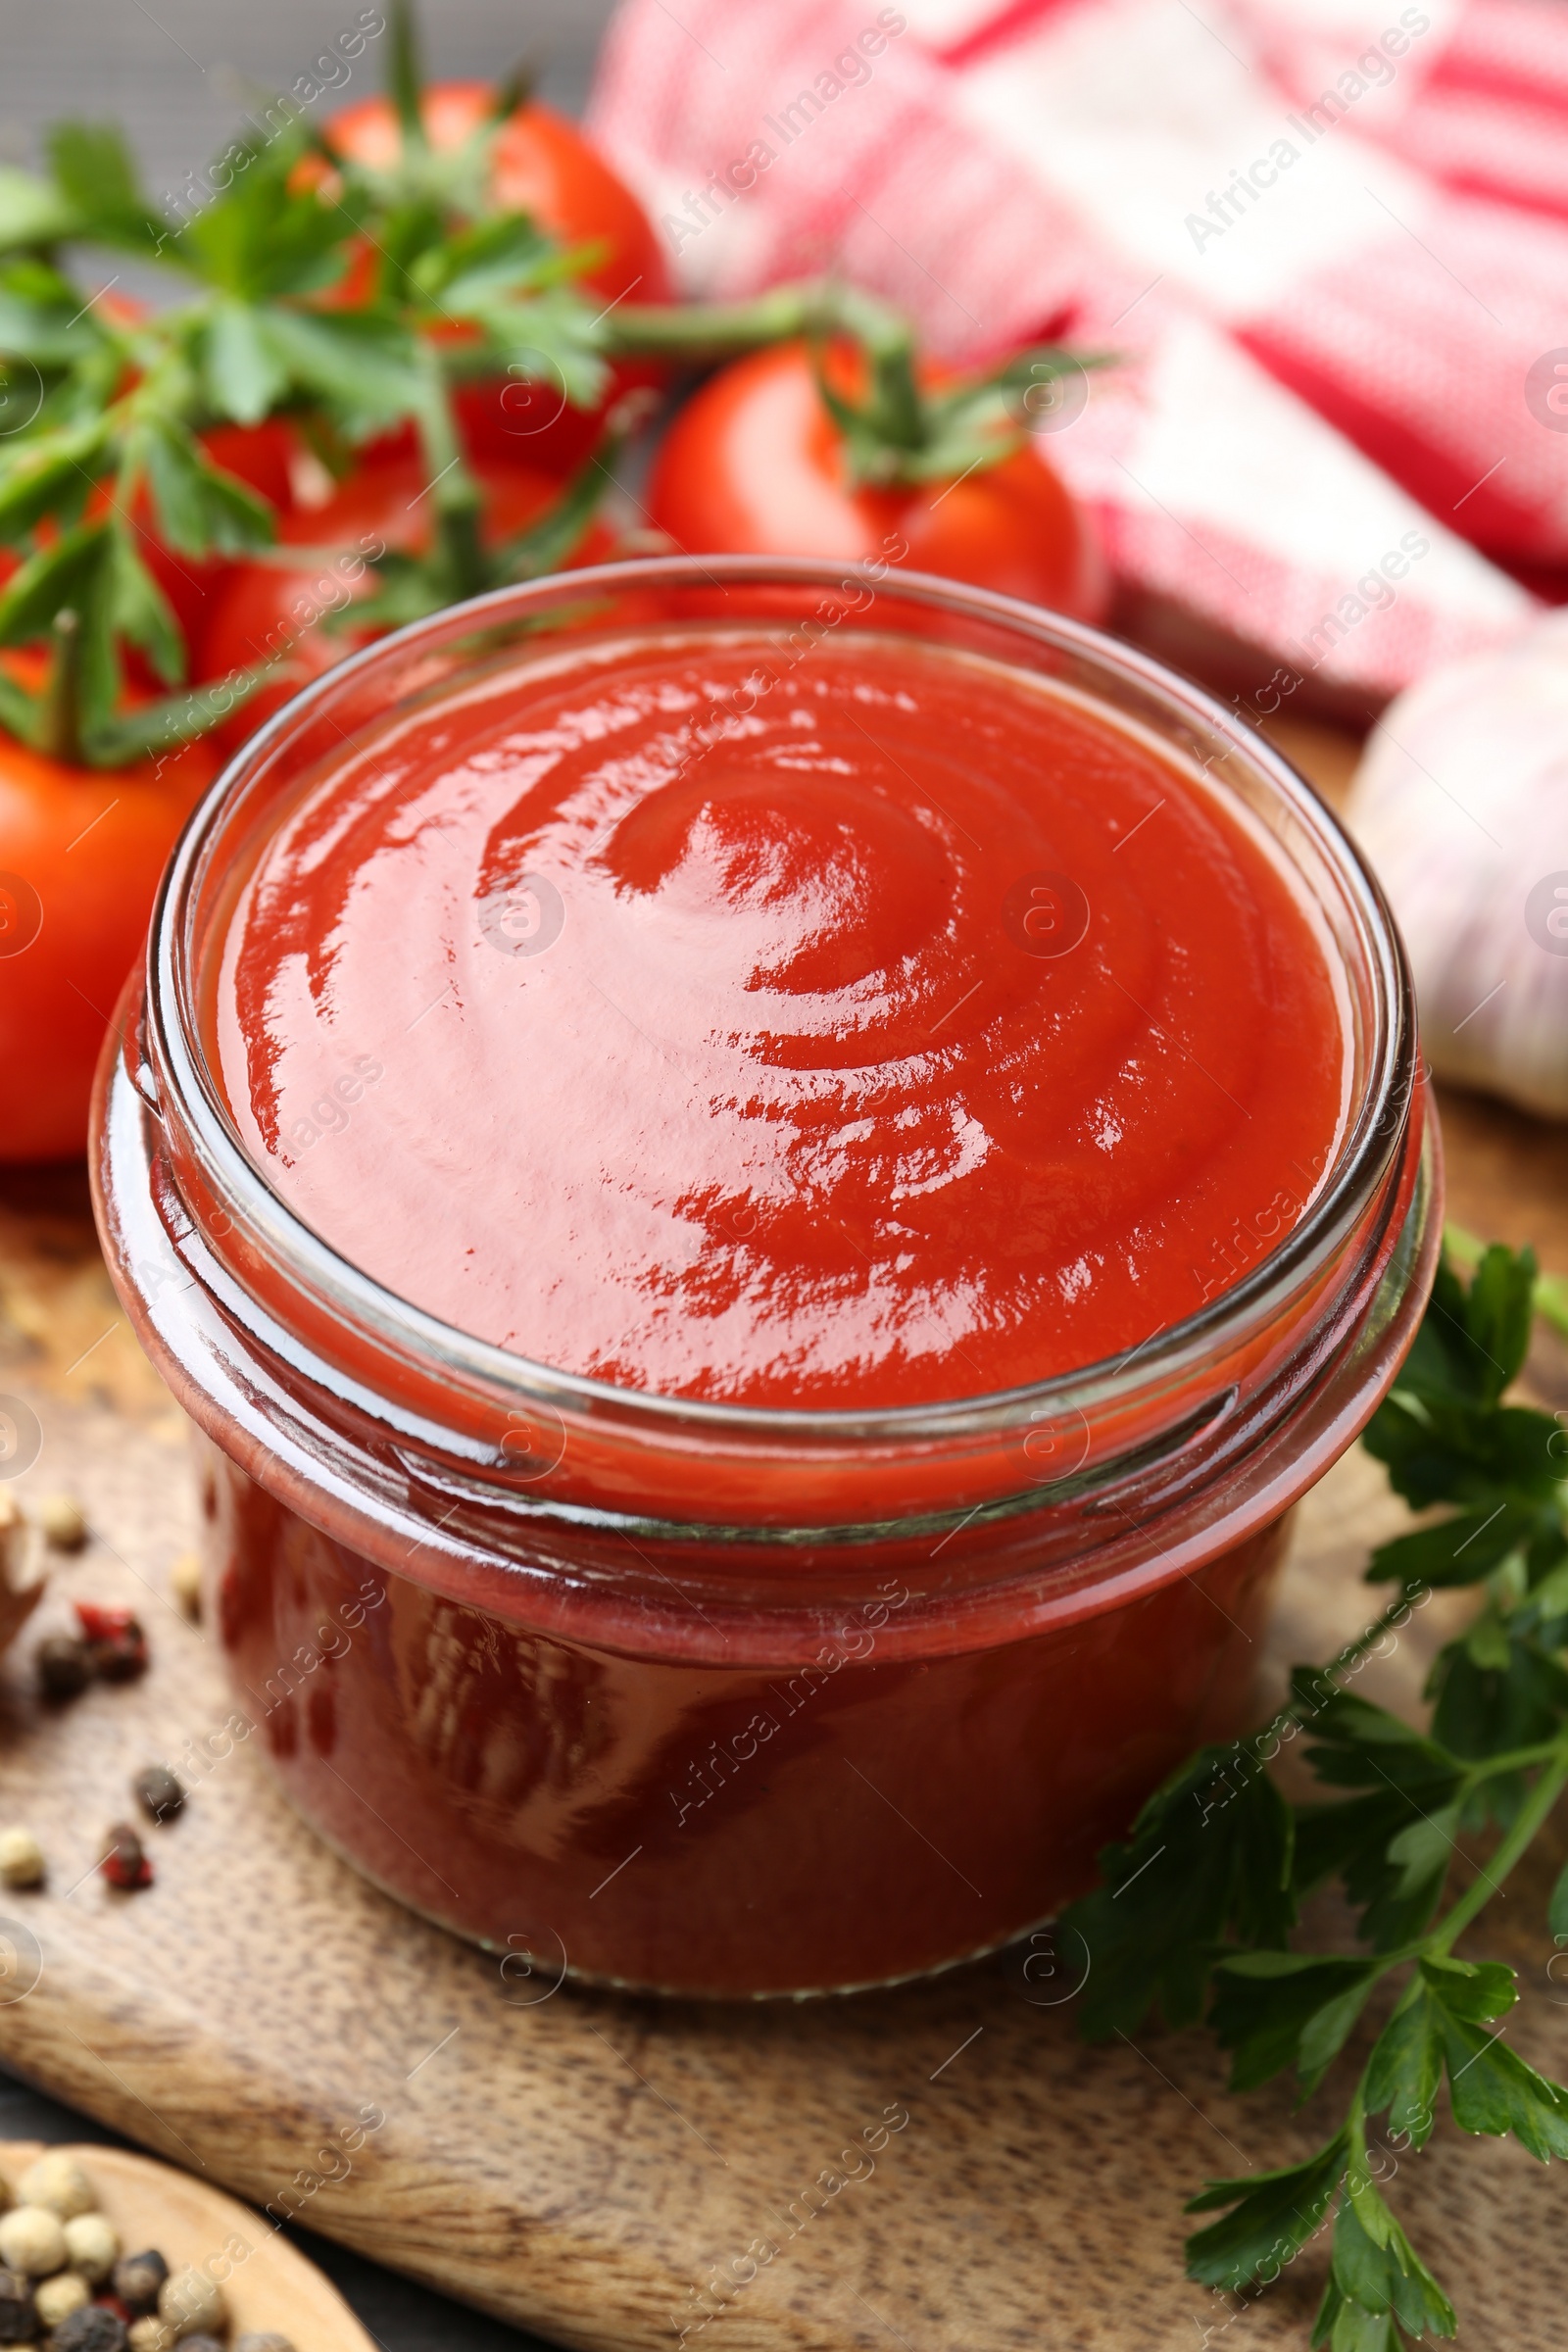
xmin=649 ymin=342 xmax=1109 ymax=623
xmin=323 ymin=83 xmax=670 ymax=471
xmin=0 ymin=730 xmax=218 ymax=1161
xmin=198 ymin=455 xmax=615 ymax=749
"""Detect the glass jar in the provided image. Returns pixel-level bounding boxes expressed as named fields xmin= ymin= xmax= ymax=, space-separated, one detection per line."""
xmin=92 ymin=559 xmax=1439 ymax=1999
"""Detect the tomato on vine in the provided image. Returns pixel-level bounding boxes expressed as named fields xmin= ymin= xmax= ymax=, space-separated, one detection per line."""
xmin=321 ymin=73 xmax=670 ymax=470
xmin=649 ymin=339 xmax=1107 ymax=620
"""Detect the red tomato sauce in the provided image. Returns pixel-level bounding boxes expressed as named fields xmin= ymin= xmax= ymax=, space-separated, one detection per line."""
xmin=212 ymin=630 xmax=1346 ymax=1405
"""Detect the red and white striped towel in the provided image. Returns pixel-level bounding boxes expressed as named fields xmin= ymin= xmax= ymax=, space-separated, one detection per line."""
xmin=589 ymin=0 xmax=1564 ymax=702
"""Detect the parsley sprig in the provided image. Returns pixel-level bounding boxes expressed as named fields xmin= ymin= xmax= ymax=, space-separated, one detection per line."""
xmin=0 ymin=96 xmax=614 ymax=757
xmin=1060 ymin=1241 xmax=1568 ymax=2347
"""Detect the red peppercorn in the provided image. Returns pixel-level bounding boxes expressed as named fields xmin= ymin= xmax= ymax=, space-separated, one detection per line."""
xmin=73 ymin=1603 xmax=148 ymax=1682
xmin=99 ymin=1824 xmax=153 ymax=1891
xmin=73 ymin=1602 xmax=137 ymax=1642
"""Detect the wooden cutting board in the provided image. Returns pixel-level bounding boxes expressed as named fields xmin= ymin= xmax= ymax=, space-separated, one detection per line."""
xmin=1 ymin=727 xmax=1566 ymax=2352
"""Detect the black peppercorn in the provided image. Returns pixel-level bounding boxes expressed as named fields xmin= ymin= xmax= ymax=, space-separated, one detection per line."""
xmin=50 ymin=2307 xmax=127 ymax=2352
xmin=112 ymin=2249 xmax=168 ymax=2316
xmin=35 ymin=1633 xmax=90 ymax=1700
xmin=132 ymin=1765 xmax=184 ymax=1824
xmin=88 ymin=1628 xmax=148 ymax=1683
xmin=0 ymin=2266 xmax=34 ymax=2344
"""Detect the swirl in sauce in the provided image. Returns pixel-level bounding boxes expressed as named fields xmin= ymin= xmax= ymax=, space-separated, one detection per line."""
xmin=213 ymin=631 xmax=1346 ymax=1405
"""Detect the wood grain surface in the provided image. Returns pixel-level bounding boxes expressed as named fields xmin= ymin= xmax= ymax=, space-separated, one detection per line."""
xmin=0 ymin=2139 xmax=377 ymax=2349
xmin=0 ymin=729 xmax=1565 ymax=2352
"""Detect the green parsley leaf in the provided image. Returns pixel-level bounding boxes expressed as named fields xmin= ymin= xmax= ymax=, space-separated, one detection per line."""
xmin=0 ymin=166 xmax=79 ymax=254
xmin=1435 ymin=2011 xmax=1568 ymax=2158
xmin=1363 ymin=1993 xmax=1445 ymax=2152
xmin=107 ymin=532 xmax=184 ymax=687
xmin=1329 ymin=2175 xmax=1455 ymax=2341
xmin=1548 ymin=1857 xmax=1568 ymax=1943
xmin=1060 ymin=1740 xmax=1294 ymax=2037
xmin=1209 ymin=1952 xmax=1380 ymax=2096
xmin=0 ymin=518 xmax=109 ymax=644
xmin=0 ymin=421 xmax=110 ymax=542
xmin=122 ymin=416 xmax=274 ymax=558
xmin=250 ymin=308 xmax=423 ymax=433
xmin=1367 ymin=1502 xmax=1537 ymax=1592
xmin=202 ymin=299 xmax=290 ymax=426
xmin=178 ymin=134 xmax=355 ymax=302
xmin=45 ymin=122 xmax=169 ymax=258
xmin=1185 ymin=2132 xmax=1348 ymax=2293
xmin=1418 ymin=1954 xmax=1516 ymax=2022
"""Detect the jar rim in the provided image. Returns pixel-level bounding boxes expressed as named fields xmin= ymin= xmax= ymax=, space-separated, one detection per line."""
xmin=145 ymin=554 xmax=1418 ymax=1447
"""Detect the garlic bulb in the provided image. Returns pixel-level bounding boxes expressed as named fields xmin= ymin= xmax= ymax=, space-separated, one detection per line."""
xmin=1345 ymin=612 xmax=1568 ymax=1120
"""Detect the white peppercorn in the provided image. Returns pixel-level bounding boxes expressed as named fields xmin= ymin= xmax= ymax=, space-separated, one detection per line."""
xmin=125 ymin=2321 xmax=172 ymax=2352
xmin=0 ymin=2203 xmax=67 ymax=2276
xmin=37 ymin=1494 xmax=88 ymax=1552
xmin=156 ymin=2267 xmax=225 ymax=2338
xmin=16 ymin=2151 xmax=94 ymax=2219
xmin=33 ymin=2269 xmax=89 ymax=2327
xmin=0 ymin=1828 xmax=43 ymax=1889
xmin=169 ymin=1551 xmax=202 ymax=1621
xmin=235 ymin=2335 xmax=297 ymax=2352
xmin=63 ymin=2211 xmax=119 ymax=2283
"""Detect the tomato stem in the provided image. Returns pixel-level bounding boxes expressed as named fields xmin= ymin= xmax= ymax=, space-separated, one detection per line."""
xmin=602 ymin=278 xmax=913 ymax=366
xmin=412 ymin=345 xmax=487 ymax=602
xmin=38 ymin=612 xmax=85 ymax=768
xmin=387 ymin=0 xmax=429 ymax=154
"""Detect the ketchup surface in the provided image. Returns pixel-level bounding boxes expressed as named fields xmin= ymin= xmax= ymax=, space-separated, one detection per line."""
xmin=214 ymin=631 xmax=1346 ymax=1406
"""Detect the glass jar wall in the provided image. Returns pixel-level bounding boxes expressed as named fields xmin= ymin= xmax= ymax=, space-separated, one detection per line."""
xmin=92 ymin=560 xmax=1439 ymax=1996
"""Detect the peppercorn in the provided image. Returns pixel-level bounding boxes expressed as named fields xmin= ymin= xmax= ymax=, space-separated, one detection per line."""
xmin=112 ymin=2251 xmax=167 ymax=2317
xmin=177 ymin=2338 xmax=225 ymax=2352
xmin=52 ymin=2307 xmax=128 ymax=2352
xmin=99 ymin=1824 xmax=153 ymax=1892
xmin=74 ymin=1603 xmax=147 ymax=1683
xmin=131 ymin=1766 xmax=183 ymax=1825
xmin=156 ymin=2268 xmax=224 ymax=2336
xmin=0 ymin=2203 xmax=67 ymax=2275
xmin=125 ymin=2323 xmax=172 ymax=2352
xmin=37 ymin=1494 xmax=88 ymax=1551
xmin=35 ymin=1633 xmax=91 ymax=1701
xmin=169 ymin=1552 xmax=202 ymax=1622
xmin=0 ymin=1827 xmax=43 ymax=1888
xmin=34 ymin=2269 xmax=88 ymax=2327
xmin=235 ymin=2335 xmax=297 ymax=2352
xmin=0 ymin=2266 xmax=33 ymax=2343
xmin=17 ymin=2152 xmax=95 ymax=2221
xmin=62 ymin=2213 xmax=118 ymax=2283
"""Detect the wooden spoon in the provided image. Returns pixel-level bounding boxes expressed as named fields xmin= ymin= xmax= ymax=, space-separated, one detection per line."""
xmin=0 ymin=2141 xmax=376 ymax=2348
